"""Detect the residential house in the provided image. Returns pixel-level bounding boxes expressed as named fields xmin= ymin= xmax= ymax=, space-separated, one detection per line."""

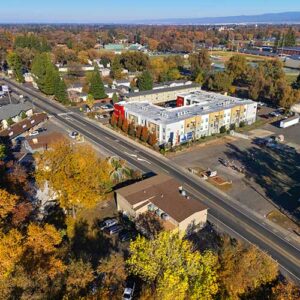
xmin=0 ymin=113 xmax=48 ymax=140
xmin=0 ymin=102 xmax=33 ymax=129
xmin=115 ymin=174 xmax=208 ymax=234
xmin=67 ymin=83 xmax=83 ymax=94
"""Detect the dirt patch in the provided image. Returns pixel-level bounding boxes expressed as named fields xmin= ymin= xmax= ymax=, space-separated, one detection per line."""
xmin=166 ymin=135 xmax=236 ymax=158
xmin=267 ymin=210 xmax=300 ymax=235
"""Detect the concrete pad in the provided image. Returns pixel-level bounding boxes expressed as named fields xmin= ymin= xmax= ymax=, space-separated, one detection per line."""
xmin=248 ymin=129 xmax=273 ymax=138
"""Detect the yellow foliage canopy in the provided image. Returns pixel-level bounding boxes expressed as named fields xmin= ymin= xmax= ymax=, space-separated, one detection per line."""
xmin=35 ymin=141 xmax=112 ymax=214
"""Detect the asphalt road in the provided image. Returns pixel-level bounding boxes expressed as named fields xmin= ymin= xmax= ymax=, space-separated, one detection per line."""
xmin=3 ymin=78 xmax=300 ymax=284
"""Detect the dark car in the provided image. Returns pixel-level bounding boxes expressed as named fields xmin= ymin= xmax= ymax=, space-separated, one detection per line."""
xmin=118 ymin=230 xmax=137 ymax=242
xmin=37 ymin=127 xmax=47 ymax=133
xmin=104 ymin=224 xmax=123 ymax=235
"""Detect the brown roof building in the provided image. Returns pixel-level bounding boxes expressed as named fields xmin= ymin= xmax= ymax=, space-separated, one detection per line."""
xmin=115 ymin=174 xmax=208 ymax=234
xmin=0 ymin=113 xmax=48 ymax=141
xmin=25 ymin=132 xmax=65 ymax=152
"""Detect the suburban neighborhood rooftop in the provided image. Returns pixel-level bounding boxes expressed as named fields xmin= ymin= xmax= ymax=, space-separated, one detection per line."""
xmin=123 ymin=90 xmax=255 ymax=125
xmin=116 ymin=174 xmax=207 ymax=223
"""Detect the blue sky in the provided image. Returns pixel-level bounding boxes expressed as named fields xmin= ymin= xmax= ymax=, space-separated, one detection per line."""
xmin=1 ymin=0 xmax=300 ymax=23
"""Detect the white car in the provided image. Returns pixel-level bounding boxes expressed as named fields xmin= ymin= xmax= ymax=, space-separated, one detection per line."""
xmin=123 ymin=281 xmax=135 ymax=300
xmin=29 ymin=130 xmax=39 ymax=136
xmin=99 ymin=218 xmax=118 ymax=230
xmin=69 ymin=131 xmax=79 ymax=139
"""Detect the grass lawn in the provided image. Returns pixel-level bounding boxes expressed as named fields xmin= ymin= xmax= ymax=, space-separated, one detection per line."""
xmin=211 ymin=50 xmax=272 ymax=62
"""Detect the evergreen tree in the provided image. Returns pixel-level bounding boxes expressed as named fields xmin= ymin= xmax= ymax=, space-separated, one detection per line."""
xmin=112 ymin=93 xmax=119 ymax=104
xmin=137 ymin=70 xmax=153 ymax=91
xmin=43 ymin=66 xmax=58 ymax=95
xmin=55 ymin=78 xmax=69 ymax=104
xmin=111 ymin=57 xmax=123 ymax=79
xmin=89 ymin=67 xmax=107 ymax=99
xmin=285 ymin=27 xmax=296 ymax=47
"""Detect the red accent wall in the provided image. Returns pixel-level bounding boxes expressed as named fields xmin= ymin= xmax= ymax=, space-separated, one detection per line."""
xmin=113 ymin=103 xmax=125 ymax=119
xmin=176 ymin=96 xmax=184 ymax=107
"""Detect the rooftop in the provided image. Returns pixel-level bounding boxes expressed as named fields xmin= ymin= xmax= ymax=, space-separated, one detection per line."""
xmin=116 ymin=174 xmax=207 ymax=223
xmin=123 ymin=90 xmax=255 ymax=125
xmin=0 ymin=102 xmax=32 ymax=121
xmin=0 ymin=113 xmax=48 ymax=140
xmin=125 ymin=83 xmax=200 ymax=98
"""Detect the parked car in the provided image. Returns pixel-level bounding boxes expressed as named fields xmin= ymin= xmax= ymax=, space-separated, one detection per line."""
xmin=123 ymin=281 xmax=136 ymax=300
xmin=99 ymin=218 xmax=118 ymax=230
xmin=118 ymin=230 xmax=137 ymax=243
xmin=69 ymin=131 xmax=79 ymax=139
xmin=29 ymin=130 xmax=39 ymax=136
xmin=269 ymin=111 xmax=280 ymax=117
xmin=37 ymin=127 xmax=47 ymax=133
xmin=104 ymin=224 xmax=123 ymax=235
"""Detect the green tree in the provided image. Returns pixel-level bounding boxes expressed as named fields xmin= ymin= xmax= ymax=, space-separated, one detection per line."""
xmin=89 ymin=67 xmax=107 ymax=99
xmin=225 ymin=55 xmax=248 ymax=84
xmin=55 ymin=78 xmax=69 ymax=104
xmin=127 ymin=232 xmax=219 ymax=300
xmin=137 ymin=70 xmax=153 ymax=91
xmin=190 ymin=49 xmax=211 ymax=75
xmin=111 ymin=57 xmax=123 ymax=80
xmin=206 ymin=72 xmax=233 ymax=93
xmin=20 ymin=111 xmax=27 ymax=119
xmin=6 ymin=118 xmax=14 ymax=126
xmin=284 ymin=27 xmax=296 ymax=47
xmin=7 ymin=52 xmax=24 ymax=83
xmin=86 ymin=94 xmax=95 ymax=109
xmin=0 ymin=144 xmax=6 ymax=160
xmin=112 ymin=92 xmax=119 ymax=104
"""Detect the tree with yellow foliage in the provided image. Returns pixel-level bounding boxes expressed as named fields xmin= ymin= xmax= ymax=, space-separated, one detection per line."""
xmin=0 ymin=188 xmax=19 ymax=221
xmin=218 ymin=236 xmax=278 ymax=299
xmin=24 ymin=223 xmax=65 ymax=279
xmin=0 ymin=229 xmax=23 ymax=279
xmin=126 ymin=231 xmax=218 ymax=300
xmin=35 ymin=141 xmax=112 ymax=218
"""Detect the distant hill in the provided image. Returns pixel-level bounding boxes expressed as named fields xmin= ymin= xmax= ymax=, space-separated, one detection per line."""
xmin=132 ymin=12 xmax=300 ymax=25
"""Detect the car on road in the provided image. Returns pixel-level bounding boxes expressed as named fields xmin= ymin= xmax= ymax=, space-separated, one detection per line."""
xmin=29 ymin=130 xmax=39 ymax=136
xmin=99 ymin=218 xmax=118 ymax=230
xmin=123 ymin=281 xmax=136 ymax=300
xmin=118 ymin=230 xmax=137 ymax=243
xmin=104 ymin=224 xmax=123 ymax=235
xmin=37 ymin=127 xmax=47 ymax=133
xmin=69 ymin=131 xmax=79 ymax=139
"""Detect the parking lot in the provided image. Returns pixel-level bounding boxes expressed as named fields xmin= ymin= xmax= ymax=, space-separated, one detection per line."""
xmin=170 ymin=121 xmax=300 ymax=233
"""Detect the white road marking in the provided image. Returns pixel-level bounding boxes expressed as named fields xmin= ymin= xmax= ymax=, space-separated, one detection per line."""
xmin=58 ymin=112 xmax=73 ymax=116
xmin=137 ymin=158 xmax=151 ymax=164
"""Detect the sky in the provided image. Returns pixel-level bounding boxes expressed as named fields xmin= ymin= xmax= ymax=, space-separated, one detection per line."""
xmin=1 ymin=0 xmax=300 ymax=23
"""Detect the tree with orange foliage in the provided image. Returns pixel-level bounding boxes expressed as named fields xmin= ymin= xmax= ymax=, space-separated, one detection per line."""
xmin=141 ymin=126 xmax=149 ymax=142
xmin=122 ymin=118 xmax=129 ymax=134
xmin=117 ymin=115 xmax=123 ymax=129
xmin=110 ymin=113 xmax=117 ymax=127
xmin=148 ymin=132 xmax=158 ymax=146
xmin=136 ymin=125 xmax=143 ymax=139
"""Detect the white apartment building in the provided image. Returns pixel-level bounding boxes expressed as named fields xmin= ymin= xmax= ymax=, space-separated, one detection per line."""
xmin=118 ymin=90 xmax=257 ymax=146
